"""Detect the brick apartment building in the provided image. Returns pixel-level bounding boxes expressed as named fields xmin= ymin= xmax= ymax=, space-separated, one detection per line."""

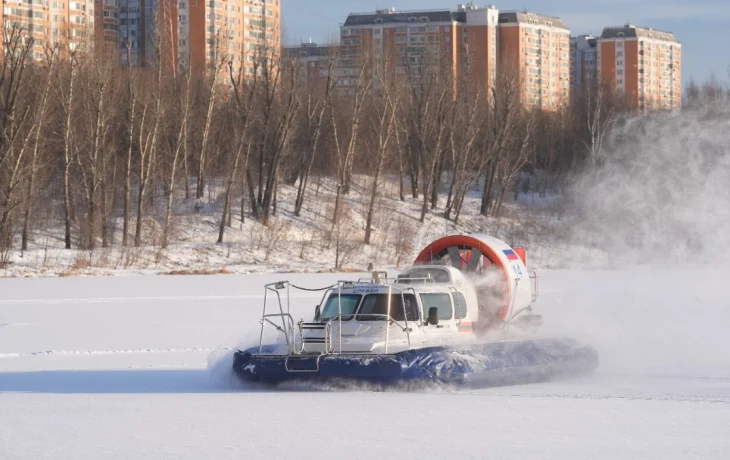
xmin=120 ymin=0 xmax=280 ymax=75
xmin=338 ymin=5 xmax=498 ymax=97
xmin=497 ymin=11 xmax=571 ymax=110
xmin=282 ymin=41 xmax=337 ymax=88
xmin=0 ymin=0 xmax=279 ymax=76
xmin=337 ymin=5 xmax=570 ymax=110
xmin=597 ymin=25 xmax=681 ymax=110
xmin=1 ymin=0 xmax=120 ymax=60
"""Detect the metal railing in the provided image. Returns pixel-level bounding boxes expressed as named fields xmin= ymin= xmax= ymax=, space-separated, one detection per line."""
xmin=256 ymin=279 xmax=416 ymax=357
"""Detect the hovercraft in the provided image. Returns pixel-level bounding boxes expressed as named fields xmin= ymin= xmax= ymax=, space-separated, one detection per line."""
xmin=232 ymin=234 xmax=598 ymax=388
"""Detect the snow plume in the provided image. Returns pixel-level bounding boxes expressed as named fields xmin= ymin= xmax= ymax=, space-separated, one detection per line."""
xmin=464 ymin=268 xmax=511 ymax=329
xmin=573 ymin=103 xmax=730 ymax=266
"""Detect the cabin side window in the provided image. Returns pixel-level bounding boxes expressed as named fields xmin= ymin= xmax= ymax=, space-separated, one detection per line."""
xmin=451 ymin=292 xmax=468 ymax=319
xmin=356 ymin=294 xmax=419 ymax=321
xmin=320 ymin=294 xmax=361 ymax=321
xmin=419 ymin=293 xmax=453 ymax=321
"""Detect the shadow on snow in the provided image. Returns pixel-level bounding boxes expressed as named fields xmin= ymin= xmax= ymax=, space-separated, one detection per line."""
xmin=0 ymin=368 xmax=455 ymax=394
xmin=0 ymin=369 xmax=258 ymax=394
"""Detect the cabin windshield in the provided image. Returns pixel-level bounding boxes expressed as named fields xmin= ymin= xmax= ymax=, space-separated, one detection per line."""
xmin=356 ymin=293 xmax=419 ymax=321
xmin=319 ymin=294 xmax=361 ymax=321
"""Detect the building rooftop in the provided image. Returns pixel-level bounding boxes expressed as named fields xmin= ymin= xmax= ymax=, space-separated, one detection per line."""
xmin=344 ymin=9 xmax=466 ymax=27
xmin=498 ymin=11 xmax=568 ymax=30
xmin=282 ymin=43 xmax=339 ymax=58
xmin=601 ymin=25 xmax=677 ymax=42
xmin=571 ymin=35 xmax=597 ymax=47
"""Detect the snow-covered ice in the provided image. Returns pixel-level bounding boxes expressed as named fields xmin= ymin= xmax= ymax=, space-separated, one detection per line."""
xmin=1 ymin=269 xmax=729 ymax=459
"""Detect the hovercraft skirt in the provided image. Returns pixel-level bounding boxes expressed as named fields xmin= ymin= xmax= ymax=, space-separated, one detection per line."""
xmin=232 ymin=338 xmax=598 ymax=388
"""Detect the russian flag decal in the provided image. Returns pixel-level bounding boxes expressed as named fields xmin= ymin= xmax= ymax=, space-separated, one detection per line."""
xmin=503 ymin=249 xmax=519 ymax=261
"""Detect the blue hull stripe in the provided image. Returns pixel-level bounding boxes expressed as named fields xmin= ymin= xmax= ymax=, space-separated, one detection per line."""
xmin=232 ymin=338 xmax=599 ymax=388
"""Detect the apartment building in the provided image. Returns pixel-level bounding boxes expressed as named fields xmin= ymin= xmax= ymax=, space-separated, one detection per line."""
xmin=464 ymin=5 xmax=498 ymax=94
xmin=339 ymin=4 xmax=499 ymax=96
xmin=498 ymin=11 xmax=571 ymax=110
xmin=119 ymin=0 xmax=280 ymax=75
xmin=1 ymin=0 xmax=119 ymax=60
xmin=340 ymin=7 xmax=463 ymax=92
xmin=181 ymin=0 xmax=280 ymax=75
xmin=119 ymin=0 xmax=173 ymax=68
xmin=598 ymin=25 xmax=681 ymax=110
xmin=340 ymin=5 xmax=498 ymax=92
xmin=339 ymin=6 xmax=570 ymax=109
xmin=283 ymin=41 xmax=338 ymax=88
xmin=96 ymin=0 xmax=119 ymax=52
xmin=570 ymin=34 xmax=597 ymax=96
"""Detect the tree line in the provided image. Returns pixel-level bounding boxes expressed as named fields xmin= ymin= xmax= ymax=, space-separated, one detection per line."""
xmin=2 ymin=22 xmax=705 ymax=266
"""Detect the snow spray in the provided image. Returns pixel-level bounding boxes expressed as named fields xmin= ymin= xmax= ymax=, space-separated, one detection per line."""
xmin=572 ymin=102 xmax=730 ymax=265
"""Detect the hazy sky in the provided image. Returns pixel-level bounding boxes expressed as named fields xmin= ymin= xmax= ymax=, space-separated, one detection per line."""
xmin=281 ymin=0 xmax=730 ymax=85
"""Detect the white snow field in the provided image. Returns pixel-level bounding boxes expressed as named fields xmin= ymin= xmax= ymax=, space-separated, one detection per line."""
xmin=1 ymin=269 xmax=730 ymax=460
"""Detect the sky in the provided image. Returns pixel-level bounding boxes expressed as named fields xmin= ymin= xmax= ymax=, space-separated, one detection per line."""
xmin=281 ymin=0 xmax=730 ymax=85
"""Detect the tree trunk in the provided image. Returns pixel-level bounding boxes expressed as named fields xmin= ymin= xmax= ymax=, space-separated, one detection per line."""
xmin=430 ymin=156 xmax=443 ymax=210
xmin=134 ymin=174 xmax=146 ymax=247
xmin=62 ymin=66 xmax=77 ymax=250
xmin=64 ymin=163 xmax=73 ymax=249
xmin=21 ymin=171 xmax=34 ymax=251
xmin=196 ymin=73 xmax=220 ymax=200
xmin=217 ymin=140 xmax=247 ymax=244
xmin=480 ymin=163 xmax=496 ymax=216
xmin=364 ymin=163 xmax=383 ymax=245
xmin=331 ymin=184 xmax=342 ymax=229
xmin=123 ymin=95 xmax=135 ymax=247
xmin=246 ymin=168 xmax=259 ymax=219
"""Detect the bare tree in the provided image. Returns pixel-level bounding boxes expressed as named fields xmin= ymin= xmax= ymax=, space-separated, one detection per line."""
xmin=581 ymin=79 xmax=619 ymax=169
xmin=134 ymin=61 xmax=165 ymax=247
xmin=363 ymin=58 xmax=400 ymax=244
xmin=22 ymin=47 xmax=57 ymax=250
xmin=77 ymin=55 xmax=119 ymax=249
xmin=195 ymin=47 xmax=226 ymax=200
xmin=479 ymin=72 xmax=524 ymax=216
xmin=57 ymin=52 xmax=81 ymax=249
xmin=160 ymin=64 xmax=193 ymax=248
xmin=327 ymin=52 xmax=372 ymax=225
xmin=217 ymin=51 xmax=260 ymax=243
xmin=444 ymin=54 xmax=484 ymax=222
xmin=252 ymin=49 xmax=301 ymax=225
xmin=292 ymin=47 xmax=338 ymax=217
xmin=0 ymin=23 xmax=35 ymax=258
xmin=403 ymin=50 xmax=454 ymax=222
xmin=122 ymin=44 xmax=140 ymax=247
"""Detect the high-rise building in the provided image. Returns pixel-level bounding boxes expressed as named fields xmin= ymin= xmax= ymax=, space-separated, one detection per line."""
xmin=282 ymin=41 xmax=338 ymax=88
xmin=598 ymin=25 xmax=681 ymax=111
xmin=464 ymin=5 xmax=499 ymax=94
xmin=570 ymin=34 xmax=597 ymax=96
xmin=96 ymin=0 xmax=120 ymax=54
xmin=339 ymin=4 xmax=499 ymax=96
xmin=120 ymin=0 xmax=280 ymax=76
xmin=1 ymin=0 xmax=118 ymax=60
xmin=340 ymin=7 xmax=463 ymax=92
xmin=119 ymin=0 xmax=142 ymax=65
xmin=338 ymin=6 xmax=571 ymax=109
xmin=119 ymin=0 xmax=176 ymax=69
xmin=497 ymin=11 xmax=571 ymax=110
